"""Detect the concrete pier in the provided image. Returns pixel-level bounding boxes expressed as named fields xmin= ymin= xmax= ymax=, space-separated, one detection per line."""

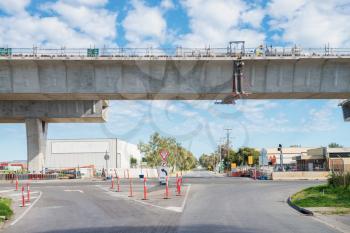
xmin=26 ymin=118 xmax=47 ymax=173
xmin=0 ymin=100 xmax=108 ymax=172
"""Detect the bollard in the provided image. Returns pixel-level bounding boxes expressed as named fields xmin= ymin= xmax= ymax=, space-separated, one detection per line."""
xmin=26 ymin=183 xmax=30 ymax=203
xmin=176 ymin=174 xmax=181 ymax=196
xmin=254 ymin=169 xmax=257 ymax=180
xmin=142 ymin=177 xmax=147 ymax=200
xmin=111 ymin=176 xmax=114 ymax=190
xmin=164 ymin=176 xmax=170 ymax=199
xmin=116 ymin=176 xmax=120 ymax=192
xmin=15 ymin=177 xmax=19 ymax=191
xmin=21 ymin=186 xmax=25 ymax=207
xmin=128 ymin=176 xmax=133 ymax=197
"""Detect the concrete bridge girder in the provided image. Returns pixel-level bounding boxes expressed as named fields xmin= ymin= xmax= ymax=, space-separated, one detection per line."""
xmin=0 ymin=58 xmax=349 ymax=100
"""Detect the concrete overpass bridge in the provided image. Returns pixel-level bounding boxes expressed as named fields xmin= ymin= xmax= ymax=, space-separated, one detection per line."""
xmin=0 ymin=46 xmax=349 ymax=171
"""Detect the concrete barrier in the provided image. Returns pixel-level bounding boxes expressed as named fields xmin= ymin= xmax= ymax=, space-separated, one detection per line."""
xmin=110 ymin=168 xmax=158 ymax=179
xmin=272 ymin=171 xmax=329 ymax=180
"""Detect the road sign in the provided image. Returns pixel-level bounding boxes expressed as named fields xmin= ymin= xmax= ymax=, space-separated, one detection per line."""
xmin=159 ymin=149 xmax=169 ymax=161
xmin=157 ymin=166 xmax=169 ymax=185
xmin=104 ymin=154 xmax=110 ymax=161
xmin=248 ymin=155 xmax=253 ymax=165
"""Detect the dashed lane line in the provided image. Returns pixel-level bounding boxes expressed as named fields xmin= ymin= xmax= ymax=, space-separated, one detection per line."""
xmin=10 ymin=191 xmax=42 ymax=226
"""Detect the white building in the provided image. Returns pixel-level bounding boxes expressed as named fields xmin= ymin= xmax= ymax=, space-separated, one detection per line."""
xmin=261 ymin=147 xmax=314 ymax=166
xmin=45 ymin=138 xmax=141 ymax=170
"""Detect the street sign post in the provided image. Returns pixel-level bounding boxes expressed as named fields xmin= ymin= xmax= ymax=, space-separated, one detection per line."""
xmin=104 ymin=151 xmax=110 ymax=177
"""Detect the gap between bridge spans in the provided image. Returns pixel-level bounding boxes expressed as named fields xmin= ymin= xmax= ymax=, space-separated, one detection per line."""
xmin=95 ymin=184 xmax=191 ymax=213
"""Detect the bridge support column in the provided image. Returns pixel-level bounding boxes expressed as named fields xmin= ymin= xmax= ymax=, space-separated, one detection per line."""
xmin=25 ymin=119 xmax=48 ymax=173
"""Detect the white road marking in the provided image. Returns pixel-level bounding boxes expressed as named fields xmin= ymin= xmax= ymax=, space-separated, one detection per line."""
xmin=180 ymin=184 xmax=191 ymax=212
xmin=0 ymin=189 xmax=15 ymax=193
xmin=95 ymin=184 xmax=191 ymax=213
xmin=311 ymin=215 xmax=348 ymax=233
xmin=9 ymin=191 xmax=40 ymax=197
xmin=10 ymin=191 xmax=42 ymax=226
xmin=64 ymin=190 xmax=84 ymax=193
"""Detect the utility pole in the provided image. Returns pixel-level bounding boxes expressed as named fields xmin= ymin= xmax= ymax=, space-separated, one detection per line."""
xmin=224 ymin=129 xmax=232 ymax=172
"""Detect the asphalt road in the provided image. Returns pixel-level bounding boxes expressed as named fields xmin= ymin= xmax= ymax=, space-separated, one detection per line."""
xmin=0 ymin=172 xmax=341 ymax=233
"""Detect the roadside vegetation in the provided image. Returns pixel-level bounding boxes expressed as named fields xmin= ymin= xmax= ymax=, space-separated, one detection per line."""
xmin=138 ymin=132 xmax=197 ymax=171
xmin=0 ymin=197 xmax=13 ymax=222
xmin=199 ymin=147 xmax=260 ymax=171
xmin=291 ymin=173 xmax=350 ymax=214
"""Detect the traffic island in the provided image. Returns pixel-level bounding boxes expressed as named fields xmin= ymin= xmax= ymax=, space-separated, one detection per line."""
xmin=0 ymin=197 xmax=13 ymax=225
xmin=289 ymin=184 xmax=350 ymax=233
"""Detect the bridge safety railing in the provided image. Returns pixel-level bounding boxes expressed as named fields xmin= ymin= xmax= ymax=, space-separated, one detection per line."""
xmin=1 ymin=46 xmax=350 ymax=58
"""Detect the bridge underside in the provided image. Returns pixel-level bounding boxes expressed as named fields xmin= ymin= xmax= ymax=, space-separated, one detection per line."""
xmin=0 ymin=100 xmax=107 ymax=172
xmin=0 ymin=92 xmax=349 ymax=100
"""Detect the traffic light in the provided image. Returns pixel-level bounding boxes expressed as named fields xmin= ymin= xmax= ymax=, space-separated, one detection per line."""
xmin=277 ymin=144 xmax=282 ymax=151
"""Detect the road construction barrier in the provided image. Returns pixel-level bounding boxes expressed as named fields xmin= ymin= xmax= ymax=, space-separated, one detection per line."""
xmin=116 ymin=176 xmax=120 ymax=192
xmin=142 ymin=177 xmax=147 ymax=200
xmin=15 ymin=177 xmax=19 ymax=191
xmin=128 ymin=176 xmax=133 ymax=197
xmin=0 ymin=174 xmax=58 ymax=181
xmin=164 ymin=176 xmax=170 ymax=199
xmin=26 ymin=183 xmax=30 ymax=203
xmin=110 ymin=176 xmax=114 ymax=190
xmin=21 ymin=186 xmax=25 ymax=207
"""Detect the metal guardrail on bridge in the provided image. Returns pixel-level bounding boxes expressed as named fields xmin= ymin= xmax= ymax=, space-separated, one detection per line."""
xmin=1 ymin=46 xmax=350 ymax=58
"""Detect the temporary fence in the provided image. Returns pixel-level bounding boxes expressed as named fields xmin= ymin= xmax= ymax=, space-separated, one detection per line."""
xmin=0 ymin=173 xmax=58 ymax=181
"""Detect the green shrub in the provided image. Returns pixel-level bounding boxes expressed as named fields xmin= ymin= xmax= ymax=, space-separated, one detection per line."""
xmin=0 ymin=198 xmax=13 ymax=221
xmin=328 ymin=172 xmax=350 ymax=188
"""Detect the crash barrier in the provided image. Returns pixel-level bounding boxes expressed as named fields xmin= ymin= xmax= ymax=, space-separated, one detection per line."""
xmin=109 ymin=168 xmax=158 ymax=179
xmin=229 ymin=167 xmax=273 ymax=180
xmin=0 ymin=174 xmax=58 ymax=181
xmin=272 ymin=171 xmax=329 ymax=180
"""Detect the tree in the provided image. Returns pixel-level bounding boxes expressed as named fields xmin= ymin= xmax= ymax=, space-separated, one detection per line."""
xmin=235 ymin=147 xmax=260 ymax=166
xmin=328 ymin=143 xmax=343 ymax=148
xmin=199 ymin=153 xmax=218 ymax=171
xmin=138 ymin=132 xmax=197 ymax=171
xmin=130 ymin=157 xmax=137 ymax=168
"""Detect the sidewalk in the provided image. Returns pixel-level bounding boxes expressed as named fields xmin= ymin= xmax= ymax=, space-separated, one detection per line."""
xmin=307 ymin=207 xmax=350 ymax=233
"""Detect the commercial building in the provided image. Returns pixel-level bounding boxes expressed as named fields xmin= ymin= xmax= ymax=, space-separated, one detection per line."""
xmin=44 ymin=138 xmax=141 ymax=171
xmin=296 ymin=147 xmax=350 ymax=172
xmin=263 ymin=147 xmax=312 ymax=168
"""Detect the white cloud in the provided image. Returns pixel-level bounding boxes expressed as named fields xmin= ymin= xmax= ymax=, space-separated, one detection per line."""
xmin=0 ymin=0 xmax=117 ymax=47
xmin=0 ymin=0 xmax=30 ymax=15
xmin=60 ymin=0 xmax=108 ymax=7
xmin=268 ymin=0 xmax=350 ymax=47
xmin=160 ymin=0 xmax=175 ymax=10
xmin=177 ymin=0 xmax=265 ymax=47
xmin=43 ymin=1 xmax=117 ymax=45
xmin=122 ymin=0 xmax=167 ymax=47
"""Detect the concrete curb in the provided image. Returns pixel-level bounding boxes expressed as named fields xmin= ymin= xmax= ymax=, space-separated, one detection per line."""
xmin=287 ymin=196 xmax=314 ymax=216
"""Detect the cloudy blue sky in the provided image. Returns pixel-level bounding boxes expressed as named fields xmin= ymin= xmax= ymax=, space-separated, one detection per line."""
xmin=0 ymin=0 xmax=350 ymax=161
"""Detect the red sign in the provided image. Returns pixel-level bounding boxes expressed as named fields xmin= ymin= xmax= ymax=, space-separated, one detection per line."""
xmin=159 ymin=149 xmax=169 ymax=161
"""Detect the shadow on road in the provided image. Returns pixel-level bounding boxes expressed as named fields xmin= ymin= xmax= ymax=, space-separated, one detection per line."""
xmin=35 ymin=224 xmax=256 ymax=233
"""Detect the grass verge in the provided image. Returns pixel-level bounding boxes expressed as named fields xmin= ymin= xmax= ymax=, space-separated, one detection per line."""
xmin=291 ymin=184 xmax=350 ymax=209
xmin=0 ymin=197 xmax=13 ymax=222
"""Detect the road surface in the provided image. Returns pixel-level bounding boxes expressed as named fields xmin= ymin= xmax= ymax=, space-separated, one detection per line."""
xmin=0 ymin=171 xmax=340 ymax=233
